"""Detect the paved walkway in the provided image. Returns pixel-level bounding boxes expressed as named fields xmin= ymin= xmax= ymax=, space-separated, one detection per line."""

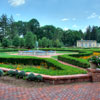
xmin=0 ymin=82 xmax=100 ymax=100
xmin=57 ymin=60 xmax=86 ymax=70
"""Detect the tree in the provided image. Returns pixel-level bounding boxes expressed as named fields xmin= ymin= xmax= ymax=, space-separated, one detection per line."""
xmin=96 ymin=27 xmax=100 ymax=42
xmin=15 ymin=21 xmax=28 ymax=36
xmin=41 ymin=37 xmax=49 ymax=48
xmin=48 ymin=40 xmax=53 ymax=48
xmin=90 ymin=26 xmax=97 ymax=40
xmin=19 ymin=38 xmax=25 ymax=48
xmin=0 ymin=14 xmax=9 ymax=42
xmin=27 ymin=19 xmax=40 ymax=35
xmin=13 ymin=35 xmax=20 ymax=47
xmin=61 ymin=30 xmax=82 ymax=46
xmin=54 ymin=39 xmax=62 ymax=47
xmin=2 ymin=38 xmax=10 ymax=48
xmin=38 ymin=39 xmax=42 ymax=48
xmin=25 ymin=32 xmax=36 ymax=49
xmin=85 ymin=26 xmax=91 ymax=40
xmin=53 ymin=28 xmax=64 ymax=41
xmin=79 ymin=30 xmax=84 ymax=39
xmin=41 ymin=25 xmax=56 ymax=39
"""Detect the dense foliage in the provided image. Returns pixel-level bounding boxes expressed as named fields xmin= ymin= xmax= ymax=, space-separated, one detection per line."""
xmin=0 ymin=69 xmax=3 ymax=76
xmin=0 ymin=14 xmax=86 ymax=48
xmin=0 ymin=14 xmax=100 ymax=48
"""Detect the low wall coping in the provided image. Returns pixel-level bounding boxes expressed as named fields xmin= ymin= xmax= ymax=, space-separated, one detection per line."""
xmin=0 ymin=67 xmax=91 ymax=80
xmin=87 ymin=68 xmax=100 ymax=73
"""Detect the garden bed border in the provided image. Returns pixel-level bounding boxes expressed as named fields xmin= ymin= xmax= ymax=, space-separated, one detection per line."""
xmin=0 ymin=67 xmax=92 ymax=85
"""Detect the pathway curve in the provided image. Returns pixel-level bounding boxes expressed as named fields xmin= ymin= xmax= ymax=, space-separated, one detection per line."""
xmin=0 ymin=82 xmax=100 ymax=100
xmin=56 ymin=59 xmax=86 ymax=70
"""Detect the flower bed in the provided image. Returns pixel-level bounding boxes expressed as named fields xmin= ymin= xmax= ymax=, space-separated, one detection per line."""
xmin=0 ymin=68 xmax=91 ymax=84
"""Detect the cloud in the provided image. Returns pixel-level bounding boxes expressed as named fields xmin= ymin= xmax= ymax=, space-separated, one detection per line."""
xmin=8 ymin=0 xmax=25 ymax=7
xmin=16 ymin=13 xmax=21 ymax=16
xmin=87 ymin=12 xmax=97 ymax=19
xmin=98 ymin=16 xmax=100 ymax=19
xmin=64 ymin=27 xmax=69 ymax=31
xmin=82 ymin=26 xmax=88 ymax=33
xmin=61 ymin=18 xmax=69 ymax=21
xmin=72 ymin=18 xmax=76 ymax=21
xmin=72 ymin=24 xmax=78 ymax=28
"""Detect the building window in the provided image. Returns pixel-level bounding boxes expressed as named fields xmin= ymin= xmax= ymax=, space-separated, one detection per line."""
xmin=85 ymin=43 xmax=87 ymax=48
xmin=93 ymin=44 xmax=95 ymax=47
xmin=89 ymin=43 xmax=91 ymax=47
xmin=81 ymin=43 xmax=83 ymax=47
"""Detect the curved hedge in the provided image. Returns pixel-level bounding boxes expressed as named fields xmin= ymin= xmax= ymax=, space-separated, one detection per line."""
xmin=58 ymin=50 xmax=93 ymax=68
xmin=0 ymin=48 xmax=27 ymax=52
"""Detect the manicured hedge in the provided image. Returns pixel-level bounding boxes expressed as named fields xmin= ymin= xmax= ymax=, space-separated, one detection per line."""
xmin=58 ymin=54 xmax=90 ymax=68
xmin=58 ymin=50 xmax=93 ymax=68
xmin=0 ymin=55 xmax=62 ymax=70
xmin=70 ymin=50 xmax=93 ymax=57
xmin=0 ymin=48 xmax=27 ymax=52
xmin=39 ymin=48 xmax=82 ymax=52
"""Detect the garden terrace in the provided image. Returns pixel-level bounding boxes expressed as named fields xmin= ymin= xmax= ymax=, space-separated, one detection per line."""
xmin=58 ymin=50 xmax=93 ymax=68
xmin=0 ymin=49 xmax=87 ymax=76
xmin=58 ymin=49 xmax=100 ymax=68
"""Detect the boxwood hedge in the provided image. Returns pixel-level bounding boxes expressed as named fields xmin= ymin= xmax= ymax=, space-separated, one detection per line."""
xmin=58 ymin=50 xmax=93 ymax=68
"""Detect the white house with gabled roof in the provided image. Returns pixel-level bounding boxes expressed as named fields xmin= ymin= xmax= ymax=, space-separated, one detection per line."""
xmin=77 ymin=39 xmax=100 ymax=48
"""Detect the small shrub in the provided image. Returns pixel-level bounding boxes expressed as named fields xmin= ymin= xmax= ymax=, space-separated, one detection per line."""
xmin=23 ymin=76 xmax=27 ymax=80
xmin=0 ymin=69 xmax=3 ymax=76
xmin=26 ymin=73 xmax=36 ymax=81
xmin=17 ymin=71 xmax=26 ymax=78
xmin=4 ymin=72 xmax=8 ymax=76
xmin=35 ymin=75 xmax=43 ymax=82
xmin=7 ymin=70 xmax=18 ymax=76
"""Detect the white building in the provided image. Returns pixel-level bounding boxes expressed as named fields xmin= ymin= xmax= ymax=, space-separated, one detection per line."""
xmin=77 ymin=40 xmax=100 ymax=48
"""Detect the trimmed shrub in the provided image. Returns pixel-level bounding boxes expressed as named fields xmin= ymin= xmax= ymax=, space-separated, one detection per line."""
xmin=0 ymin=69 xmax=3 ymax=76
xmin=70 ymin=51 xmax=93 ymax=57
xmin=7 ymin=70 xmax=18 ymax=76
xmin=35 ymin=75 xmax=43 ymax=82
xmin=26 ymin=73 xmax=36 ymax=81
xmin=58 ymin=50 xmax=92 ymax=68
xmin=17 ymin=71 xmax=26 ymax=78
xmin=58 ymin=55 xmax=89 ymax=68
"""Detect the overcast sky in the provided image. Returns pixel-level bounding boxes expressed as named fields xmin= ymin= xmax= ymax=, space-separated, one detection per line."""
xmin=1 ymin=0 xmax=100 ymax=32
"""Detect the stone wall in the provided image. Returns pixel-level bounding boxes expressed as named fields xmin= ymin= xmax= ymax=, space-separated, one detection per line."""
xmin=87 ymin=68 xmax=100 ymax=82
xmin=2 ymin=67 xmax=100 ymax=85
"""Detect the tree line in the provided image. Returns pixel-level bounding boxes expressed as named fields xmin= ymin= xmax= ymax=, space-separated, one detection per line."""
xmin=0 ymin=14 xmax=99 ymax=48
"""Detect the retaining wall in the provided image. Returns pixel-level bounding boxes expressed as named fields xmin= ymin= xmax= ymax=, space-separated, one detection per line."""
xmin=0 ymin=67 xmax=93 ymax=85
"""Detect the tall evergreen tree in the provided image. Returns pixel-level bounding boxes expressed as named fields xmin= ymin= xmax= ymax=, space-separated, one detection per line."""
xmin=0 ymin=14 xmax=9 ymax=41
xmin=91 ymin=26 xmax=97 ymax=40
xmin=85 ymin=26 xmax=91 ymax=40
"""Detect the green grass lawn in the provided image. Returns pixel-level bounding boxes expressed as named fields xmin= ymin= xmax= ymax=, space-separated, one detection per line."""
xmin=51 ymin=56 xmax=58 ymax=59
xmin=56 ymin=51 xmax=77 ymax=53
xmin=0 ymin=63 xmax=87 ymax=76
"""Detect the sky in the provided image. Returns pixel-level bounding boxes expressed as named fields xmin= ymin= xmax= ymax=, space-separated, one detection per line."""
xmin=0 ymin=0 xmax=100 ymax=32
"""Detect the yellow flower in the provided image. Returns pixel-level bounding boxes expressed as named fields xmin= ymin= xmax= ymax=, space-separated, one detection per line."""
xmin=16 ymin=65 xmax=22 ymax=70
xmin=40 ymin=62 xmax=48 ymax=68
xmin=37 ymin=66 xmax=41 ymax=69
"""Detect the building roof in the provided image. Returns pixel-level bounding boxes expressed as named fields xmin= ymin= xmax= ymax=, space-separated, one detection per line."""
xmin=77 ymin=40 xmax=96 ymax=42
